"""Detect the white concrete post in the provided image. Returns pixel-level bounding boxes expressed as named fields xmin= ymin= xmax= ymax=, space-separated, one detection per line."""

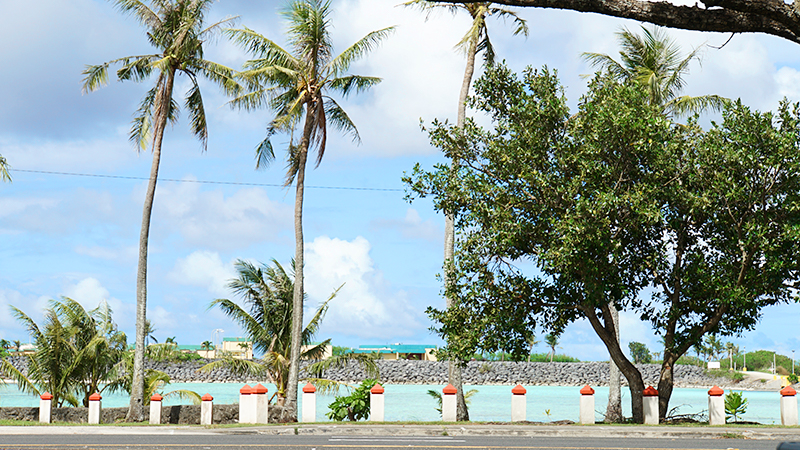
xmin=708 ymin=385 xmax=725 ymax=426
xmin=254 ymin=383 xmax=269 ymax=424
xmin=643 ymin=386 xmax=659 ymax=425
xmin=781 ymin=385 xmax=798 ymax=426
xmin=370 ymin=383 xmax=385 ymax=422
xmin=442 ymin=384 xmax=457 ymax=422
xmin=511 ymin=384 xmax=527 ymax=422
xmin=201 ymin=393 xmax=213 ymax=425
xmin=239 ymin=385 xmax=253 ymax=424
xmin=88 ymin=392 xmax=102 ymax=424
xmin=39 ymin=392 xmax=52 ymax=424
xmin=579 ymin=385 xmax=595 ymax=425
xmin=301 ymin=383 xmax=316 ymax=423
xmin=149 ymin=393 xmax=162 ymax=425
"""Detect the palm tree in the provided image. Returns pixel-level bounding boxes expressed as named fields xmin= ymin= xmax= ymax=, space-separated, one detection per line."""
xmin=582 ymin=25 xmax=727 ymax=117
xmin=143 ymin=320 xmax=158 ymax=346
xmin=404 ymin=0 xmax=527 ymax=422
xmin=82 ymin=0 xmax=238 ymax=422
xmin=544 ymin=333 xmax=560 ymax=363
xmin=224 ymin=0 xmax=392 ymax=422
xmin=201 ymin=341 xmax=213 ymax=351
xmin=12 ymin=340 xmax=21 ymax=352
xmin=202 ymin=259 xmax=378 ymax=408
xmin=0 ymin=155 xmax=10 ymax=182
xmin=8 ymin=298 xmax=128 ymax=407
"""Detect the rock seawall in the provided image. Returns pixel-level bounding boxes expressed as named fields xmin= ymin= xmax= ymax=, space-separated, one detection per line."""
xmin=4 ymin=357 xmax=744 ymax=388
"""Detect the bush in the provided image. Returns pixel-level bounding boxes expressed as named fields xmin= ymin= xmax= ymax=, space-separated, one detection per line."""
xmin=724 ymin=391 xmax=748 ymax=422
xmin=789 ymin=373 xmax=799 ymax=384
xmin=326 ymin=378 xmax=378 ymax=421
xmin=628 ymin=341 xmax=652 ymax=364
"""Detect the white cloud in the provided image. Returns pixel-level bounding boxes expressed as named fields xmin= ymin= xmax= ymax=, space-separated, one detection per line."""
xmin=305 ymin=235 xmax=423 ymax=339
xmin=372 ymin=208 xmax=440 ymax=241
xmin=152 ymin=180 xmax=292 ymax=250
xmin=168 ymin=250 xmax=236 ymax=297
xmin=775 ymin=66 xmax=800 ymax=101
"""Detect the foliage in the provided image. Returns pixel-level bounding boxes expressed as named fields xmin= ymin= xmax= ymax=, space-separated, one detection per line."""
xmin=544 ymin=333 xmax=560 ymax=363
xmin=724 ymin=391 xmax=748 ymax=422
xmin=326 ymin=378 xmax=378 ymax=422
xmin=406 ymin=62 xmax=800 ymax=423
xmin=0 ymin=154 xmax=10 ymax=182
xmin=7 ymin=298 xmax=127 ymax=407
xmin=202 ymin=259 xmax=379 ymax=405
xmin=582 ymin=25 xmax=726 ymax=117
xmin=332 ymin=346 xmax=351 ymax=356
xmin=741 ymin=350 xmax=795 ymax=373
xmin=106 ymin=351 xmax=201 ymax=406
xmin=789 ymin=373 xmax=798 ymax=384
xmin=628 ymin=342 xmax=652 ymax=364
xmin=705 ymin=369 xmax=744 ymax=382
xmin=426 ymin=387 xmax=478 ymax=414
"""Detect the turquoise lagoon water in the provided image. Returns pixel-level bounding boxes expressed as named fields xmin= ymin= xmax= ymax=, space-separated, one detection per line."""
xmin=0 ymin=383 xmax=787 ymax=424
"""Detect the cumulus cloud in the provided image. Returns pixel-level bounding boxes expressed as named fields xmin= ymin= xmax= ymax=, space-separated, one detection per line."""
xmin=775 ymin=66 xmax=800 ymax=101
xmin=152 ymin=180 xmax=292 ymax=250
xmin=305 ymin=235 xmax=423 ymax=339
xmin=168 ymin=250 xmax=236 ymax=297
xmin=372 ymin=208 xmax=440 ymax=241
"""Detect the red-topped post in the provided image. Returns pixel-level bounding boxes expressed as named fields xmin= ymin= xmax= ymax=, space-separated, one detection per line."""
xmin=201 ymin=393 xmax=213 ymax=425
xmin=370 ymin=383 xmax=385 ymax=422
xmin=707 ymin=385 xmax=725 ymax=425
xmin=88 ymin=392 xmax=102 ymax=424
xmin=39 ymin=392 xmax=53 ymax=424
xmin=579 ymin=385 xmax=595 ymax=424
xmin=239 ymin=385 xmax=254 ymax=424
xmin=511 ymin=384 xmax=527 ymax=422
xmin=781 ymin=385 xmax=798 ymax=426
xmin=301 ymin=383 xmax=316 ymax=422
xmin=254 ymin=383 xmax=269 ymax=424
xmin=643 ymin=386 xmax=659 ymax=425
xmin=442 ymin=383 xmax=457 ymax=422
xmin=149 ymin=393 xmax=163 ymax=424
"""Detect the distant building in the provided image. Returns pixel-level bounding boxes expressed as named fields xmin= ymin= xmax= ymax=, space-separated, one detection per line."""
xmin=352 ymin=344 xmax=437 ymax=361
xmin=301 ymin=342 xmax=332 ymax=360
xmin=195 ymin=337 xmax=253 ymax=359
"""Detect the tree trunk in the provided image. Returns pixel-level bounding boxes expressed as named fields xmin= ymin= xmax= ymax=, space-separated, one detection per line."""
xmin=658 ymin=353 xmax=677 ymax=421
xmin=584 ymin=305 xmax=645 ymax=423
xmin=126 ymin=68 xmax=175 ymax=422
xmin=282 ymin=107 xmax=314 ymax=423
xmin=605 ymin=304 xmax=623 ymax=422
xmin=446 ymin=21 xmax=480 ymax=424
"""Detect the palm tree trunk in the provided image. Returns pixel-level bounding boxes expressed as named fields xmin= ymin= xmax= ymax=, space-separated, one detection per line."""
xmin=446 ymin=31 xmax=479 ymax=424
xmin=283 ymin=109 xmax=314 ymax=423
xmin=126 ymin=69 xmax=175 ymax=422
xmin=605 ymin=304 xmax=623 ymax=422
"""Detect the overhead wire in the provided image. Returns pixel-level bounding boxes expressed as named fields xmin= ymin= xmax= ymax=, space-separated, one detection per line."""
xmin=9 ymin=168 xmax=403 ymax=192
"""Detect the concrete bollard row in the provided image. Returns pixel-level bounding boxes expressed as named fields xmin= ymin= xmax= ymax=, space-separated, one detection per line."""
xmin=88 ymin=392 xmax=102 ymax=424
xmin=442 ymin=383 xmax=457 ymax=422
xmin=708 ymin=385 xmax=724 ymax=426
xmin=39 ymin=392 xmax=52 ymax=424
xmin=579 ymin=385 xmax=595 ymax=424
xmin=643 ymin=386 xmax=659 ymax=425
xmin=201 ymin=393 xmax=213 ymax=425
xmin=239 ymin=384 xmax=254 ymax=424
xmin=302 ymin=383 xmax=317 ymax=422
xmin=150 ymin=393 xmax=163 ymax=424
xmin=511 ymin=384 xmax=527 ymax=422
xmin=370 ymin=383 xmax=385 ymax=422
xmin=781 ymin=385 xmax=798 ymax=426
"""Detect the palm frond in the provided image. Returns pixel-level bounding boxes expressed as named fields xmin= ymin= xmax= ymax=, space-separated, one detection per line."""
xmin=327 ymin=26 xmax=395 ymax=78
xmin=130 ymin=86 xmax=158 ymax=151
xmin=0 ymin=155 xmax=11 ymax=182
xmin=162 ymin=389 xmax=202 ymax=405
xmin=305 ymin=352 xmax=380 ymax=380
xmin=0 ymin=359 xmax=38 ymax=395
xmin=111 ymin=0 xmax=162 ymax=29
xmin=667 ymin=94 xmax=729 ymax=117
xmin=323 ymin=97 xmax=359 ymax=144
xmin=301 ymin=377 xmax=352 ymax=395
xmin=184 ymin=75 xmax=208 ymax=151
xmin=328 ymin=75 xmax=382 ymax=98
xmin=199 ymin=357 xmax=268 ymax=378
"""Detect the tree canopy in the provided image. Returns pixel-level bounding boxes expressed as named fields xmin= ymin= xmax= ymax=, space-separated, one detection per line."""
xmin=406 ymin=63 xmax=800 ymax=422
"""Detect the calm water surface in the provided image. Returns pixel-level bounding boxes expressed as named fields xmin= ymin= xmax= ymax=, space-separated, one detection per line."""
xmin=0 ymin=383 xmax=786 ymax=423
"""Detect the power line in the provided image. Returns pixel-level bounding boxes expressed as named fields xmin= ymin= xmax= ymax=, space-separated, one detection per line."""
xmin=10 ymin=168 xmax=403 ymax=192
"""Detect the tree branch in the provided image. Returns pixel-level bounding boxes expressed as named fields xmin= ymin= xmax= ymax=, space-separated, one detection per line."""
xmin=438 ymin=0 xmax=800 ymax=45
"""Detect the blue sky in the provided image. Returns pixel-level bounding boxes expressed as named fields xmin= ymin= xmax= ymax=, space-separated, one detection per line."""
xmin=1 ymin=0 xmax=799 ymax=362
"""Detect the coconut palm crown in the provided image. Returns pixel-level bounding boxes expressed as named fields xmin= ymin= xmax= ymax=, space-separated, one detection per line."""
xmin=582 ymin=26 xmax=728 ymax=117
xmin=81 ymin=0 xmax=238 ymax=422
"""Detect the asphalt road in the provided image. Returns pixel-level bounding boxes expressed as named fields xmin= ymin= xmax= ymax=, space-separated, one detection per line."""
xmin=0 ymin=434 xmax=786 ymax=450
